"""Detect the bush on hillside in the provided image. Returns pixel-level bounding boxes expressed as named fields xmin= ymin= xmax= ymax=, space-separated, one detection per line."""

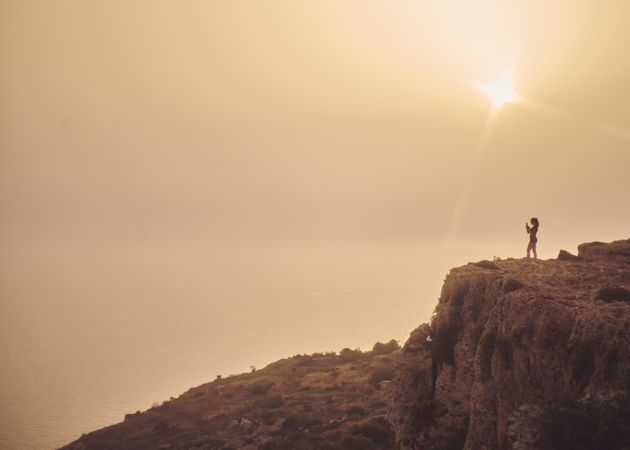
xmin=341 ymin=435 xmax=377 ymax=450
xmin=596 ymin=287 xmax=630 ymax=302
xmin=280 ymin=414 xmax=321 ymax=432
xmin=260 ymin=437 xmax=294 ymax=450
xmin=254 ymin=395 xmax=284 ymax=409
xmin=350 ymin=417 xmax=395 ymax=448
xmin=339 ymin=348 xmax=363 ymax=363
xmin=369 ymin=367 xmax=394 ymax=388
xmin=345 ymin=406 xmax=367 ymax=418
xmin=372 ymin=339 xmax=400 ymax=355
xmin=249 ymin=380 xmax=274 ymax=395
xmin=153 ymin=419 xmax=170 ymax=432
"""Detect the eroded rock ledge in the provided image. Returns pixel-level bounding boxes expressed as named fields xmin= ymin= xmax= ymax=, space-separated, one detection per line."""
xmin=389 ymin=239 xmax=630 ymax=450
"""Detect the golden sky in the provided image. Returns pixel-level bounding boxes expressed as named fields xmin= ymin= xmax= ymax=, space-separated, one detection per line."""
xmin=0 ymin=2 xmax=629 ymax=446
xmin=2 ymin=0 xmax=630 ymax=249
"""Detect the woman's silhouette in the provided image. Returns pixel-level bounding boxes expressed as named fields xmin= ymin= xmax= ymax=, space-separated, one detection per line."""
xmin=526 ymin=217 xmax=539 ymax=259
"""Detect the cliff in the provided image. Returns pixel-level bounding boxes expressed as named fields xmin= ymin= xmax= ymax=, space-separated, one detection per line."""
xmin=61 ymin=239 xmax=630 ymax=450
xmin=389 ymin=239 xmax=630 ymax=450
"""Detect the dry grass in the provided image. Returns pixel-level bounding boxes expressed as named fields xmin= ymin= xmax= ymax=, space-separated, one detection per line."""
xmin=61 ymin=348 xmax=399 ymax=450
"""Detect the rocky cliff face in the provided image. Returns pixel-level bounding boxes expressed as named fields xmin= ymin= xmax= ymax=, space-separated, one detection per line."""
xmin=389 ymin=239 xmax=630 ymax=450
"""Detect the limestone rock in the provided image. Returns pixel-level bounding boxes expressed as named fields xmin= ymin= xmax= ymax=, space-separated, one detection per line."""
xmin=389 ymin=239 xmax=630 ymax=450
xmin=578 ymin=238 xmax=630 ymax=260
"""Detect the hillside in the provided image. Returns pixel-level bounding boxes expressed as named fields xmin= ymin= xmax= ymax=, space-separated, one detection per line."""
xmin=389 ymin=239 xmax=630 ymax=450
xmin=61 ymin=344 xmax=400 ymax=450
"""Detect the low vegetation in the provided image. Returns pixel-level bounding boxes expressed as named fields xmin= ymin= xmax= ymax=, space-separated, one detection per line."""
xmin=596 ymin=286 xmax=630 ymax=302
xmin=368 ymin=368 xmax=395 ymax=388
xmin=62 ymin=343 xmax=400 ymax=450
xmin=371 ymin=340 xmax=400 ymax=355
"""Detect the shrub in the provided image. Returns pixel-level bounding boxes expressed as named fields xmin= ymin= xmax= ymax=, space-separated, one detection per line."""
xmin=254 ymin=395 xmax=285 ymax=409
xmin=192 ymin=436 xmax=224 ymax=449
xmin=316 ymin=442 xmax=341 ymax=450
xmin=297 ymin=356 xmax=315 ymax=366
xmin=340 ymin=435 xmax=377 ymax=450
xmin=350 ymin=418 xmax=395 ymax=448
xmin=596 ymin=287 xmax=630 ymax=302
xmin=259 ymin=410 xmax=279 ymax=426
xmin=281 ymin=415 xmax=302 ymax=431
xmin=339 ymin=348 xmax=363 ymax=363
xmin=345 ymin=406 xmax=367 ymax=418
xmin=207 ymin=439 xmax=225 ymax=449
xmin=369 ymin=367 xmax=394 ymax=388
xmin=372 ymin=339 xmax=400 ymax=355
xmin=260 ymin=437 xmax=294 ymax=450
xmin=153 ymin=419 xmax=170 ymax=432
xmin=124 ymin=411 xmax=141 ymax=421
xmin=368 ymin=399 xmax=388 ymax=409
xmin=151 ymin=399 xmax=171 ymax=410
xmin=249 ymin=380 xmax=274 ymax=395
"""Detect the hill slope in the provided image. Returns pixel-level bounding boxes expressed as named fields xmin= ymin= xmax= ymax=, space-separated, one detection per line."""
xmin=61 ymin=346 xmax=399 ymax=450
xmin=389 ymin=239 xmax=630 ymax=450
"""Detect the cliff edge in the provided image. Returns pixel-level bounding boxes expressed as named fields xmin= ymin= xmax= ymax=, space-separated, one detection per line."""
xmin=389 ymin=239 xmax=630 ymax=450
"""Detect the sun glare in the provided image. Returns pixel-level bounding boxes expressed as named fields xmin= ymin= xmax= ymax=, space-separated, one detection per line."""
xmin=479 ymin=71 xmax=518 ymax=106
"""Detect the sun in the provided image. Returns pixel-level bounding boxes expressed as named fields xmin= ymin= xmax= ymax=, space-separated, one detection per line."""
xmin=479 ymin=71 xmax=518 ymax=106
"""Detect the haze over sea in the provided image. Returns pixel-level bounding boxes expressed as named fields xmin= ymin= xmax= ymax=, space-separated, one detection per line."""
xmin=1 ymin=239 xmax=442 ymax=449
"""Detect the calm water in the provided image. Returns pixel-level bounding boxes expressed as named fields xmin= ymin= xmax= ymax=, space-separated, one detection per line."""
xmin=1 ymin=239 xmax=455 ymax=449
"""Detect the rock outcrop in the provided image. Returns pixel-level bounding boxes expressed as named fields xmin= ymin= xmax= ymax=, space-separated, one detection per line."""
xmin=578 ymin=239 xmax=630 ymax=260
xmin=389 ymin=239 xmax=630 ymax=450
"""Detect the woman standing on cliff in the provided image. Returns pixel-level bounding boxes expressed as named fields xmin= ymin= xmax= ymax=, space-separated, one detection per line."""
xmin=526 ymin=217 xmax=539 ymax=259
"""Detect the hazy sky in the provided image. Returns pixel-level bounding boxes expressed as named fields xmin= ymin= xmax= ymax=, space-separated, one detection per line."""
xmin=2 ymin=0 xmax=629 ymax=249
xmin=0 ymin=0 xmax=630 ymax=250
xmin=1 ymin=1 xmax=629 ymax=448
